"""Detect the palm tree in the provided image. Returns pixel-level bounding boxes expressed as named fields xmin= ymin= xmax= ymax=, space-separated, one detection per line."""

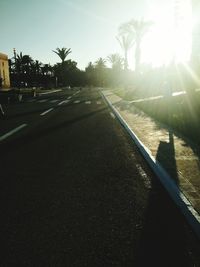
xmin=52 ymin=47 xmax=72 ymax=64
xmin=35 ymin=60 xmax=42 ymax=75
xmin=95 ymin=58 xmax=107 ymax=86
xmin=21 ymin=55 xmax=33 ymax=75
xmin=30 ymin=60 xmax=42 ymax=87
xmin=86 ymin=62 xmax=94 ymax=71
xmin=85 ymin=62 xmax=96 ymax=86
xmin=107 ymin=53 xmax=124 ymax=70
xmin=15 ymin=53 xmax=33 ymax=87
xmin=95 ymin=57 xmax=107 ymax=69
xmin=121 ymin=19 xmax=153 ymax=73
xmin=117 ymin=24 xmax=134 ymax=70
xmin=52 ymin=47 xmax=72 ymax=85
xmin=15 ymin=52 xmax=23 ymax=75
xmin=107 ymin=54 xmax=124 ymax=87
xmin=16 ymin=53 xmax=33 ymax=74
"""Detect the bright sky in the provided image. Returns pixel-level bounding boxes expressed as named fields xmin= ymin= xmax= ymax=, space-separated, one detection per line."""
xmin=0 ymin=0 xmax=192 ymax=70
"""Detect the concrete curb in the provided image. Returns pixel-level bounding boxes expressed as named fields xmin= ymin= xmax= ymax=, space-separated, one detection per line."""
xmin=101 ymin=91 xmax=200 ymax=240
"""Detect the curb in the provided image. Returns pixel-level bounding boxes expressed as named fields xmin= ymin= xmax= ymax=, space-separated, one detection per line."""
xmin=101 ymin=91 xmax=200 ymax=240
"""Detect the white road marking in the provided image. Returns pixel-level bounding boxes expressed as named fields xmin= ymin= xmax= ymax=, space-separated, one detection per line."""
xmin=74 ymin=100 xmax=80 ymax=104
xmin=73 ymin=91 xmax=80 ymax=96
xmin=39 ymin=89 xmax=62 ymax=95
xmin=85 ymin=101 xmax=91 ymax=104
xmin=0 ymin=124 xmax=27 ymax=142
xmin=28 ymin=99 xmax=36 ymax=102
xmin=40 ymin=108 xmax=54 ymax=116
xmin=38 ymin=99 xmax=48 ymax=103
xmin=50 ymin=99 xmax=59 ymax=103
xmin=110 ymin=112 xmax=115 ymax=119
xmin=58 ymin=100 xmax=70 ymax=106
xmin=66 ymin=91 xmax=79 ymax=100
xmin=97 ymin=101 xmax=101 ymax=105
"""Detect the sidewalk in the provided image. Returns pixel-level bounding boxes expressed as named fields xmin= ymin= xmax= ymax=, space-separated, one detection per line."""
xmin=102 ymin=90 xmax=200 ymax=222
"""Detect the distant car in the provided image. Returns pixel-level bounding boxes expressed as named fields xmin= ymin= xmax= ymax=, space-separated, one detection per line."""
xmin=66 ymin=86 xmax=71 ymax=90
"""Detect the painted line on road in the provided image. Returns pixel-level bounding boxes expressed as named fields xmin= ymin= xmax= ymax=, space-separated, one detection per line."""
xmin=85 ymin=101 xmax=91 ymax=104
xmin=73 ymin=91 xmax=80 ymax=96
xmin=0 ymin=124 xmax=27 ymax=142
xmin=74 ymin=100 xmax=80 ymax=104
xmin=38 ymin=89 xmax=62 ymax=95
xmin=58 ymin=100 xmax=70 ymax=106
xmin=97 ymin=101 xmax=102 ymax=105
xmin=101 ymin=91 xmax=200 ymax=240
xmin=50 ymin=99 xmax=59 ymax=103
xmin=38 ymin=99 xmax=48 ymax=103
xmin=66 ymin=91 xmax=79 ymax=101
xmin=40 ymin=108 xmax=54 ymax=116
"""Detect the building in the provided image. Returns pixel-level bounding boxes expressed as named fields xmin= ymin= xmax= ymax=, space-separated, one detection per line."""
xmin=0 ymin=52 xmax=10 ymax=89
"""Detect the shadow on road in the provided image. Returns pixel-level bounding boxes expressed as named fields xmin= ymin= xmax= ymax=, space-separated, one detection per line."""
xmin=134 ymin=143 xmax=199 ymax=266
xmin=156 ymin=130 xmax=179 ymax=185
xmin=4 ymin=102 xmax=79 ymax=119
xmin=0 ymin=107 xmax=107 ymax=152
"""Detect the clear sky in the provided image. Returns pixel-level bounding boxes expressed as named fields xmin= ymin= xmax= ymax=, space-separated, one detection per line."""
xmin=0 ymin=0 xmax=192 ymax=70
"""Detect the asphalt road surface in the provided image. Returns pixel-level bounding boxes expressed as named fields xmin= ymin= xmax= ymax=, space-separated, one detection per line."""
xmin=1 ymin=88 xmax=200 ymax=267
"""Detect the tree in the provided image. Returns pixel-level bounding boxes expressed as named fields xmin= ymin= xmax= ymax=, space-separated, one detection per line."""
xmin=52 ymin=47 xmax=72 ymax=85
xmin=9 ymin=51 xmax=55 ymax=88
xmin=21 ymin=55 xmax=33 ymax=76
xmin=121 ymin=19 xmax=153 ymax=73
xmin=52 ymin=47 xmax=72 ymax=64
xmin=15 ymin=52 xmax=23 ymax=77
xmin=53 ymin=59 xmax=80 ymax=87
xmin=85 ymin=62 xmax=96 ymax=86
xmin=107 ymin=53 xmax=124 ymax=70
xmin=13 ymin=52 xmax=33 ymax=87
xmin=95 ymin=57 xmax=107 ymax=69
xmin=117 ymin=23 xmax=134 ymax=70
xmin=34 ymin=60 xmax=42 ymax=76
xmin=95 ymin=58 xmax=107 ymax=86
xmin=107 ymin=54 xmax=124 ymax=87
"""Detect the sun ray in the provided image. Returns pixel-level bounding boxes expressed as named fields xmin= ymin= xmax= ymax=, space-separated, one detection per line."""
xmin=135 ymin=0 xmax=193 ymax=67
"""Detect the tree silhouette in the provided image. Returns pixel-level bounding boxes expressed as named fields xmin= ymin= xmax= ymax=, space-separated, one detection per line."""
xmin=85 ymin=62 xmax=96 ymax=86
xmin=52 ymin=47 xmax=72 ymax=64
xmin=117 ymin=23 xmax=134 ymax=70
xmin=52 ymin=47 xmax=72 ymax=85
xmin=95 ymin=57 xmax=107 ymax=69
xmin=120 ymin=19 xmax=153 ymax=73
xmin=107 ymin=53 xmax=124 ymax=70
xmin=94 ymin=58 xmax=107 ymax=87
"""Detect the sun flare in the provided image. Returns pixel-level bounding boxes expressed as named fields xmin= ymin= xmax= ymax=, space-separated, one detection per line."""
xmin=135 ymin=0 xmax=193 ymax=68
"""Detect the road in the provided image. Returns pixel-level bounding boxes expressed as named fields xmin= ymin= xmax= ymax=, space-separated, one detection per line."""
xmin=1 ymin=88 xmax=200 ymax=266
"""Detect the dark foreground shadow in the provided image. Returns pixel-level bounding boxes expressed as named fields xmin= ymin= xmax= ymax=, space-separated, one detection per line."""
xmin=156 ymin=130 xmax=179 ymax=185
xmin=0 ymin=107 xmax=107 ymax=153
xmin=135 ymin=130 xmax=200 ymax=266
xmin=135 ymin=177 xmax=195 ymax=267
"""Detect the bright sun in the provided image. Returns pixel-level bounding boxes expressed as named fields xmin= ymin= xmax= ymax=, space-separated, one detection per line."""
xmin=132 ymin=0 xmax=193 ymax=68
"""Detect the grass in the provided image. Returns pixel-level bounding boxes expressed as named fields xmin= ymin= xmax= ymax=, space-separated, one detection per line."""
xmin=114 ymin=87 xmax=200 ymax=145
